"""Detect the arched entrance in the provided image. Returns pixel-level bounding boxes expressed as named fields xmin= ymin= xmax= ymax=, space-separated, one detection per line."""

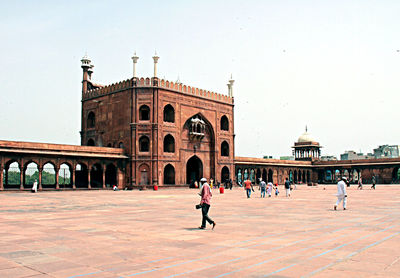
xmin=75 ymin=163 xmax=88 ymax=188
xmin=268 ymin=169 xmax=273 ymax=183
xmin=42 ymin=162 xmax=56 ymax=189
xmin=221 ymin=166 xmax=230 ymax=183
xmin=59 ymin=163 xmax=72 ymax=188
xmin=24 ymin=161 xmax=39 ymax=187
xmin=186 ymin=156 xmax=203 ymax=185
xmin=90 ymin=163 xmax=103 ymax=188
xmin=105 ymin=164 xmax=117 ymax=187
xmin=262 ymin=169 xmax=267 ymax=183
xmin=164 ymin=164 xmax=175 ymax=185
xmin=255 ymin=169 xmax=261 ymax=184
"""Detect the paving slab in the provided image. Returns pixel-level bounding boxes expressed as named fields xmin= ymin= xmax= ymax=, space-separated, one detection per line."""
xmin=0 ymin=185 xmax=399 ymax=277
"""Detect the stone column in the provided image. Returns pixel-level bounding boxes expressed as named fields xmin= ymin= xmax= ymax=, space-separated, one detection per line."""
xmin=20 ymin=169 xmax=24 ymax=190
xmin=0 ymin=165 xmax=3 ymax=191
xmin=38 ymin=167 xmax=43 ymax=191
xmin=88 ymin=166 xmax=91 ymax=189
xmin=55 ymin=166 xmax=60 ymax=190
xmin=102 ymin=165 xmax=106 ymax=189
xmin=72 ymin=168 xmax=76 ymax=189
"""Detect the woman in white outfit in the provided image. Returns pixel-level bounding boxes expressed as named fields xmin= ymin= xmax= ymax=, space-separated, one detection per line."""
xmin=334 ymin=177 xmax=347 ymax=210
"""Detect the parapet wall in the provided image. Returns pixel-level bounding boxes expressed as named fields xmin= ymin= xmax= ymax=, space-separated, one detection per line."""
xmin=83 ymin=77 xmax=233 ymax=105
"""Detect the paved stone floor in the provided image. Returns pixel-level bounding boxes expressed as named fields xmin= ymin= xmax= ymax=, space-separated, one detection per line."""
xmin=0 ymin=185 xmax=399 ymax=278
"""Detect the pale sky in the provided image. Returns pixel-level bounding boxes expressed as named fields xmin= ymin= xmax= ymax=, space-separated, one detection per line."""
xmin=1 ymin=0 xmax=399 ymax=158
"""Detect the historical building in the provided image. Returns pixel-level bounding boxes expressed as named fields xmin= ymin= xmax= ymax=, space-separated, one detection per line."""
xmin=80 ymin=54 xmax=235 ymax=187
xmin=292 ymin=127 xmax=322 ymax=161
xmin=2 ymin=53 xmax=400 ymax=191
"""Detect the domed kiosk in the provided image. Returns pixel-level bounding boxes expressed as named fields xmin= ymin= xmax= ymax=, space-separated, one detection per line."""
xmin=292 ymin=127 xmax=322 ymax=161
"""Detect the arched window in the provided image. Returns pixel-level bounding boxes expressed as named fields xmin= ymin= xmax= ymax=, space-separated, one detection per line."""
xmin=164 ymin=164 xmax=175 ymax=184
xmin=221 ymin=141 xmax=229 ymax=157
xmin=163 ymin=134 xmax=175 ymax=153
xmin=221 ymin=115 xmax=229 ymax=131
xmin=87 ymin=139 xmax=95 ymax=146
xmin=139 ymin=105 xmax=150 ymax=121
xmin=87 ymin=112 xmax=95 ymax=128
xmin=139 ymin=136 xmax=150 ymax=152
xmin=163 ymin=104 xmax=175 ymax=123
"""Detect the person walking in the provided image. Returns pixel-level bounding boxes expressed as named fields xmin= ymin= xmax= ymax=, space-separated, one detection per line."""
xmin=274 ymin=183 xmax=279 ymax=196
xmin=31 ymin=179 xmax=38 ymax=193
xmin=371 ymin=175 xmax=376 ymax=190
xmin=334 ymin=177 xmax=348 ymax=210
xmin=284 ymin=178 xmax=291 ymax=197
xmin=244 ymin=179 xmax=253 ymax=198
xmin=267 ymin=182 xmax=273 ymax=197
xmin=228 ymin=178 xmax=233 ymax=190
xmin=198 ymin=178 xmax=216 ymax=230
xmin=357 ymin=177 xmax=363 ymax=190
xmin=259 ymin=179 xmax=266 ymax=198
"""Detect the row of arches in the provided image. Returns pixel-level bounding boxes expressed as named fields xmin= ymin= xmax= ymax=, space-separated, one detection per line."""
xmin=1 ymin=160 xmax=118 ymax=190
xmin=161 ymin=157 xmax=231 ymax=185
xmin=317 ymin=167 xmax=400 ymax=184
xmin=236 ymin=167 xmax=312 ymax=185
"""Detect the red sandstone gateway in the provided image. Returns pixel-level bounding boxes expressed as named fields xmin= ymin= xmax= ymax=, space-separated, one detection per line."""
xmin=80 ymin=54 xmax=235 ymax=189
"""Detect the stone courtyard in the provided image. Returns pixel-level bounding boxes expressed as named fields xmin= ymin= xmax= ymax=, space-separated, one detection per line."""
xmin=0 ymin=185 xmax=399 ymax=278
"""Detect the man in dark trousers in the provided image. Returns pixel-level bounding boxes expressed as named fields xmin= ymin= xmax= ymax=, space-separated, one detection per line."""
xmin=285 ymin=178 xmax=291 ymax=197
xmin=371 ymin=175 xmax=376 ymax=190
xmin=199 ymin=178 xmax=216 ymax=230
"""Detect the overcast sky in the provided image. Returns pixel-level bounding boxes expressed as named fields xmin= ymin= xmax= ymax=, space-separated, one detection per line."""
xmin=0 ymin=0 xmax=399 ymax=158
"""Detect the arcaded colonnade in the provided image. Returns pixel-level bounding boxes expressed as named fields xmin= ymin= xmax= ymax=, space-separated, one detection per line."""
xmin=313 ymin=158 xmax=400 ymax=184
xmin=0 ymin=140 xmax=127 ymax=191
xmin=234 ymin=157 xmax=314 ymax=185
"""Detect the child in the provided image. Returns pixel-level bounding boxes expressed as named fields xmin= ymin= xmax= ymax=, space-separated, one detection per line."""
xmin=274 ymin=183 xmax=279 ymax=196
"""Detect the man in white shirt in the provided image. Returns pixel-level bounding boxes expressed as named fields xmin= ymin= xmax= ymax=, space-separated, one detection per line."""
xmin=334 ymin=177 xmax=348 ymax=210
xmin=31 ymin=179 xmax=38 ymax=193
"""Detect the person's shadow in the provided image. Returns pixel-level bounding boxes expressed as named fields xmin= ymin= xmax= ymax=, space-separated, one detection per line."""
xmin=184 ymin=227 xmax=203 ymax=231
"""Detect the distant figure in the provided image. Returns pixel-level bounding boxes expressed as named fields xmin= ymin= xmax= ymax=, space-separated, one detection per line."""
xmin=198 ymin=178 xmax=216 ymax=230
xmin=284 ymin=178 xmax=291 ymax=197
xmin=194 ymin=181 xmax=199 ymax=188
xmin=31 ymin=179 xmax=38 ymax=193
xmin=334 ymin=177 xmax=348 ymax=210
xmin=259 ymin=180 xmax=266 ymax=198
xmin=371 ymin=176 xmax=376 ymax=190
xmin=113 ymin=185 xmax=119 ymax=191
xmin=228 ymin=178 xmax=233 ymax=190
xmin=274 ymin=183 xmax=279 ymax=196
xmin=244 ymin=179 xmax=253 ymax=198
xmin=267 ymin=182 xmax=273 ymax=197
xmin=210 ymin=178 xmax=214 ymax=189
xmin=357 ymin=177 xmax=363 ymax=190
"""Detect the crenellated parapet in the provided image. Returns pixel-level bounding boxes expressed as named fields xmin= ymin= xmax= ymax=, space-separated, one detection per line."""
xmin=83 ymin=77 xmax=234 ymax=105
xmin=83 ymin=78 xmax=132 ymax=100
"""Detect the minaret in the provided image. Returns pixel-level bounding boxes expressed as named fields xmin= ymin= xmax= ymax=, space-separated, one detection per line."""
xmin=131 ymin=52 xmax=139 ymax=78
xmin=81 ymin=54 xmax=91 ymax=94
xmin=152 ymin=51 xmax=159 ymax=77
xmin=227 ymin=74 xmax=235 ymax=97
xmin=88 ymin=64 xmax=94 ymax=80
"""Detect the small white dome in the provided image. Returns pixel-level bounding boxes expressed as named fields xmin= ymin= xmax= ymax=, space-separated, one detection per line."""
xmin=298 ymin=131 xmax=315 ymax=143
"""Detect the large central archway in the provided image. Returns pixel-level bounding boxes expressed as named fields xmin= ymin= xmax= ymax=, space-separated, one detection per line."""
xmin=186 ymin=156 xmax=203 ymax=185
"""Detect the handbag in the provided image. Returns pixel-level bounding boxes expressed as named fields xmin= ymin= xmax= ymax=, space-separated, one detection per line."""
xmin=195 ymin=204 xmax=202 ymax=209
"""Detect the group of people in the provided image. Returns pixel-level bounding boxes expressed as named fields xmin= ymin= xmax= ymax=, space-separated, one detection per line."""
xmin=242 ymin=178 xmax=295 ymax=198
xmin=190 ymin=178 xmax=233 ymax=190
